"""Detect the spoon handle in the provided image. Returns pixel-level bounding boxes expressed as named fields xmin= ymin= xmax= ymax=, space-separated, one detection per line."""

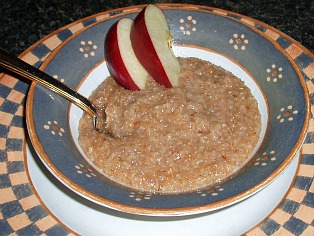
xmin=0 ymin=49 xmax=107 ymax=132
xmin=0 ymin=48 xmax=97 ymax=118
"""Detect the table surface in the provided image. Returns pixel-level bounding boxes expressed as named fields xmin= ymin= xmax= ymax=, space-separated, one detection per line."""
xmin=1 ymin=0 xmax=313 ymax=55
xmin=0 ymin=1 xmax=313 ymax=235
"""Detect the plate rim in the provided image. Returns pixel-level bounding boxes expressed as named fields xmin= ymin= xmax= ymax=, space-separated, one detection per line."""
xmin=25 ymin=3 xmax=311 ymax=216
xmin=25 ymin=141 xmax=302 ymax=235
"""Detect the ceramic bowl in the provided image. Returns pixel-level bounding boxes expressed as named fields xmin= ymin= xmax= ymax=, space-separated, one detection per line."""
xmin=26 ymin=4 xmax=310 ymax=216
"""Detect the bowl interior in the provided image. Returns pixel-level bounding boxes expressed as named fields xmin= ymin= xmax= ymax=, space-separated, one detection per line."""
xmin=26 ymin=5 xmax=309 ymax=216
xmin=70 ymin=45 xmax=268 ymax=182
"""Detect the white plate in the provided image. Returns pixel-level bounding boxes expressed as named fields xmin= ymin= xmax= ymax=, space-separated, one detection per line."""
xmin=26 ymin=142 xmax=299 ymax=236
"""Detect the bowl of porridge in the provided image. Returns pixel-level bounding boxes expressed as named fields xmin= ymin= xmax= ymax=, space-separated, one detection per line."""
xmin=26 ymin=4 xmax=310 ymax=216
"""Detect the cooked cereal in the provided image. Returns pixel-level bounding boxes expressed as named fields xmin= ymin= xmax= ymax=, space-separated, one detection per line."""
xmin=78 ymin=57 xmax=261 ymax=193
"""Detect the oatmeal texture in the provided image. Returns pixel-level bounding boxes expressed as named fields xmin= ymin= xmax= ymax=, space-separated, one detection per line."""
xmin=78 ymin=57 xmax=261 ymax=193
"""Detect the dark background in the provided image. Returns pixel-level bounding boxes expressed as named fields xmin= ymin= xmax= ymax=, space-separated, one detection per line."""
xmin=1 ymin=0 xmax=313 ymax=56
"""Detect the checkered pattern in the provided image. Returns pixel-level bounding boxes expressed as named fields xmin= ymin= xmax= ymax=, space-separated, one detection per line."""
xmin=246 ymin=162 xmax=314 ymax=235
xmin=0 ymin=77 xmax=73 ymax=235
xmin=0 ymin=6 xmax=313 ymax=235
xmin=243 ymin=12 xmax=314 ymax=236
xmin=0 ymin=31 xmax=76 ymax=236
xmin=0 ymin=11 xmax=113 ymax=235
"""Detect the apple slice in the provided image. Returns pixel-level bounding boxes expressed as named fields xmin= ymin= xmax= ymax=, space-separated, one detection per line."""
xmin=130 ymin=4 xmax=180 ymax=88
xmin=105 ymin=18 xmax=149 ymax=90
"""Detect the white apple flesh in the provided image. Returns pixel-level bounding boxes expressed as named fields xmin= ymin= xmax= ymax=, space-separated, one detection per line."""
xmin=130 ymin=4 xmax=180 ymax=88
xmin=105 ymin=18 xmax=149 ymax=90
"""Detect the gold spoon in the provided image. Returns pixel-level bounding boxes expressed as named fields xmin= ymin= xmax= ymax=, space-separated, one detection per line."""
xmin=0 ymin=48 xmax=107 ymax=132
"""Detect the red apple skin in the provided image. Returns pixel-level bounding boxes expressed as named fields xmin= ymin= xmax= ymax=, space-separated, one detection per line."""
xmin=130 ymin=6 xmax=175 ymax=88
xmin=105 ymin=20 xmax=142 ymax=91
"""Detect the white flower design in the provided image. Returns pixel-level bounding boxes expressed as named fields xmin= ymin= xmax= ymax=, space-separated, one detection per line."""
xmin=229 ymin=34 xmax=249 ymax=50
xmin=79 ymin=40 xmax=98 ymax=58
xmin=179 ymin=16 xmax=197 ymax=35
